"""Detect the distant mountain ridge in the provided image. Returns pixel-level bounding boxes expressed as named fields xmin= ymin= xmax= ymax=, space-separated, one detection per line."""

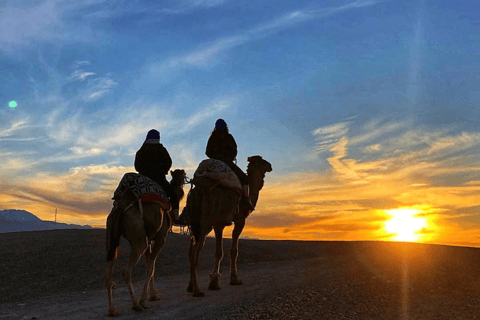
xmin=0 ymin=209 xmax=93 ymax=233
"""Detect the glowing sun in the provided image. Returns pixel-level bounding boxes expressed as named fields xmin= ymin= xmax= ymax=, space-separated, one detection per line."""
xmin=384 ymin=208 xmax=427 ymax=242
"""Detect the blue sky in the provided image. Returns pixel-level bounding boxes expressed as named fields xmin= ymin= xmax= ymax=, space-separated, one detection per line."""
xmin=2 ymin=0 xmax=480 ymax=245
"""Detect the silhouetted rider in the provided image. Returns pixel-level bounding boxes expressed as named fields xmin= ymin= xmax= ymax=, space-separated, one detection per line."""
xmin=206 ymin=119 xmax=255 ymax=211
xmin=135 ymin=129 xmax=180 ymax=220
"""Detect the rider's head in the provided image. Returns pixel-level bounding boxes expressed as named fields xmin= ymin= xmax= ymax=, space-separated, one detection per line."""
xmin=145 ymin=129 xmax=160 ymax=144
xmin=214 ymin=119 xmax=228 ymax=132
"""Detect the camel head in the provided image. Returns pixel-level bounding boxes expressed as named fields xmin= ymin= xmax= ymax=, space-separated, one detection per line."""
xmin=246 ymin=155 xmax=272 ymax=193
xmin=170 ymin=169 xmax=188 ymax=202
xmin=170 ymin=169 xmax=187 ymax=186
xmin=247 ymin=155 xmax=272 ymax=174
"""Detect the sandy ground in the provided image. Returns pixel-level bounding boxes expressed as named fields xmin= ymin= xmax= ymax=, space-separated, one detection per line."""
xmin=0 ymin=259 xmax=323 ymax=320
xmin=2 ymin=229 xmax=480 ymax=319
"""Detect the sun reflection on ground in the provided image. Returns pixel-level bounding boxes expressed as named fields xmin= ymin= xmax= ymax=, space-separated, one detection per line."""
xmin=384 ymin=208 xmax=427 ymax=242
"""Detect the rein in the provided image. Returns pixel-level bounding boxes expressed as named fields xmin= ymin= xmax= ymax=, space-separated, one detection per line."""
xmin=185 ymin=176 xmax=194 ymax=194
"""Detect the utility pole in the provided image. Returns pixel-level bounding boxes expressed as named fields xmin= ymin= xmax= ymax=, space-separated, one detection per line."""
xmin=55 ymin=208 xmax=57 ymax=229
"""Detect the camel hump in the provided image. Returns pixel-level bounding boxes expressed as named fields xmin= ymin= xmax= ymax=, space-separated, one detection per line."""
xmin=193 ymin=159 xmax=242 ymax=193
xmin=113 ymin=172 xmax=170 ymax=210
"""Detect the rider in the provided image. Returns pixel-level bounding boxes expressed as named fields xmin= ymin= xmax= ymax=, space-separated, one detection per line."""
xmin=206 ymin=119 xmax=255 ymax=211
xmin=134 ymin=129 xmax=180 ymax=221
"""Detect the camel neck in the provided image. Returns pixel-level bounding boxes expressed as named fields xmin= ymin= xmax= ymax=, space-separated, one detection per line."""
xmin=249 ymin=184 xmax=261 ymax=207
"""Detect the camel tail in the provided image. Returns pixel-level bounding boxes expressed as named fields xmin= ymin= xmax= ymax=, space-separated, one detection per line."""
xmin=106 ymin=207 xmax=122 ymax=262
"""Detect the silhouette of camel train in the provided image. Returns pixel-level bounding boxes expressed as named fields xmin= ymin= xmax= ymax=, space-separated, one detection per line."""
xmin=105 ymin=127 xmax=272 ymax=317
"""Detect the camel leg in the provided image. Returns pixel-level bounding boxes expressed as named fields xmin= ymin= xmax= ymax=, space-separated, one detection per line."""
xmin=208 ymin=225 xmax=224 ymax=290
xmin=230 ymin=218 xmax=245 ymax=285
xmin=187 ymin=237 xmax=195 ymax=293
xmin=141 ymin=224 xmax=169 ymax=306
xmin=188 ymin=235 xmax=206 ymax=297
xmin=139 ymin=241 xmax=162 ymax=308
xmin=147 ymin=212 xmax=172 ymax=300
xmin=146 ymin=241 xmax=162 ymax=301
xmin=106 ymin=259 xmax=119 ymax=317
xmin=138 ymin=243 xmax=156 ymax=309
xmin=123 ymin=238 xmax=148 ymax=312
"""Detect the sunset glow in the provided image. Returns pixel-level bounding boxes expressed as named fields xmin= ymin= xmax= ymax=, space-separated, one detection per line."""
xmin=384 ymin=208 xmax=427 ymax=242
xmin=1 ymin=0 xmax=479 ymax=247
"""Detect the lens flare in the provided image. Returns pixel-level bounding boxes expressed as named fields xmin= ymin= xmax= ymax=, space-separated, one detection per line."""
xmin=9 ymin=101 xmax=17 ymax=108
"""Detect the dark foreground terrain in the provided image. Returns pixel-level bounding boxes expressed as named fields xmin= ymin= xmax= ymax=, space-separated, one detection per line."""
xmin=1 ymin=229 xmax=480 ymax=319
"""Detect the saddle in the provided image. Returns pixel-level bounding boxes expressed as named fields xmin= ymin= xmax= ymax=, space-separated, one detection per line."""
xmin=113 ymin=173 xmax=170 ymax=211
xmin=193 ymin=159 xmax=242 ymax=194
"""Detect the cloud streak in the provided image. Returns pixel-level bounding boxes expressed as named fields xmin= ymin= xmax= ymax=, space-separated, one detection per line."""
xmin=160 ymin=0 xmax=387 ymax=69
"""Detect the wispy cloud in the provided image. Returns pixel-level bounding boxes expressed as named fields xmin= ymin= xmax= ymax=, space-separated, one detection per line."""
xmin=69 ymin=70 xmax=96 ymax=82
xmin=0 ymin=119 xmax=30 ymax=137
xmin=183 ymin=98 xmax=234 ymax=129
xmin=147 ymin=0 xmax=229 ymax=15
xmin=0 ymin=1 xmax=63 ymax=51
xmin=83 ymin=76 xmax=117 ymax=101
xmin=0 ymin=0 xmax=232 ymax=53
xmin=160 ymin=0 xmax=387 ymax=69
xmin=0 ymin=1 xmax=107 ymax=53
xmin=312 ymin=122 xmax=350 ymax=153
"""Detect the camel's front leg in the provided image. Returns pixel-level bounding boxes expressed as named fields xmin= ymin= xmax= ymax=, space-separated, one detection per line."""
xmin=230 ymin=218 xmax=246 ymax=285
xmin=208 ymin=225 xmax=225 ymax=290
xmin=187 ymin=235 xmax=206 ymax=297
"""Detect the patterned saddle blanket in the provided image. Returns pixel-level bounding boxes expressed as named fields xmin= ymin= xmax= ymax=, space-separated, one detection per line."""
xmin=113 ymin=173 xmax=170 ymax=210
xmin=193 ymin=159 xmax=242 ymax=194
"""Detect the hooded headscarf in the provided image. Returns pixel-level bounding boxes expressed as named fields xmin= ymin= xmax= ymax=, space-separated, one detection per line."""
xmin=145 ymin=129 xmax=160 ymax=144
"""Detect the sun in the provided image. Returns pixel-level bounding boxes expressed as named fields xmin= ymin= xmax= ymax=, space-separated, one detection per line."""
xmin=384 ymin=208 xmax=427 ymax=242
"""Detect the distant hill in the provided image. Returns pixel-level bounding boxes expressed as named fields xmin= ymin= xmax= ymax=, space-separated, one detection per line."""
xmin=0 ymin=209 xmax=92 ymax=233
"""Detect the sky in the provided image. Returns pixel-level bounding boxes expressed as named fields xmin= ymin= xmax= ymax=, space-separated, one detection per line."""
xmin=1 ymin=0 xmax=480 ymax=247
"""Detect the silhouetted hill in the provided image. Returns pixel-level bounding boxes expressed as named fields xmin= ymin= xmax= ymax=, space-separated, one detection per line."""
xmin=0 ymin=209 xmax=92 ymax=233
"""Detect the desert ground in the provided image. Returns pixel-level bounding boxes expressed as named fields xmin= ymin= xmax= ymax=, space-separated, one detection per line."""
xmin=1 ymin=229 xmax=480 ymax=319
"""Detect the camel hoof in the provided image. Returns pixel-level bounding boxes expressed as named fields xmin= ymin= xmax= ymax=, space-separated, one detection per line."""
xmin=107 ymin=308 xmax=119 ymax=317
xmin=132 ymin=304 xmax=144 ymax=312
xmin=149 ymin=295 xmax=161 ymax=301
xmin=230 ymin=279 xmax=243 ymax=285
xmin=140 ymin=300 xmax=150 ymax=309
xmin=193 ymin=291 xmax=205 ymax=297
xmin=187 ymin=285 xmax=193 ymax=293
xmin=208 ymin=283 xmax=221 ymax=290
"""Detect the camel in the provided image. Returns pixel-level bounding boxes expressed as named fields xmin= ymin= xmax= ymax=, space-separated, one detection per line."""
xmin=186 ymin=155 xmax=272 ymax=297
xmin=105 ymin=169 xmax=187 ymax=317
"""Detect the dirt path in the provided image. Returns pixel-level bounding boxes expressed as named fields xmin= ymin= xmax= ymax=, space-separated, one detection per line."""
xmin=2 ymin=231 xmax=480 ymax=319
xmin=4 ymin=254 xmax=480 ymax=320
xmin=0 ymin=259 xmax=329 ymax=320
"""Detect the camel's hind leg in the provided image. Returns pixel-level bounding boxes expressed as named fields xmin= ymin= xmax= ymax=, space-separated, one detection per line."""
xmin=230 ymin=218 xmax=246 ymax=285
xmin=106 ymin=259 xmax=119 ymax=317
xmin=140 ymin=222 xmax=170 ymax=307
xmin=209 ymin=225 xmax=225 ymax=290
xmin=123 ymin=237 xmax=148 ymax=312
xmin=106 ymin=208 xmax=121 ymax=317
xmin=144 ymin=242 xmax=161 ymax=302
xmin=188 ymin=234 xmax=207 ymax=297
